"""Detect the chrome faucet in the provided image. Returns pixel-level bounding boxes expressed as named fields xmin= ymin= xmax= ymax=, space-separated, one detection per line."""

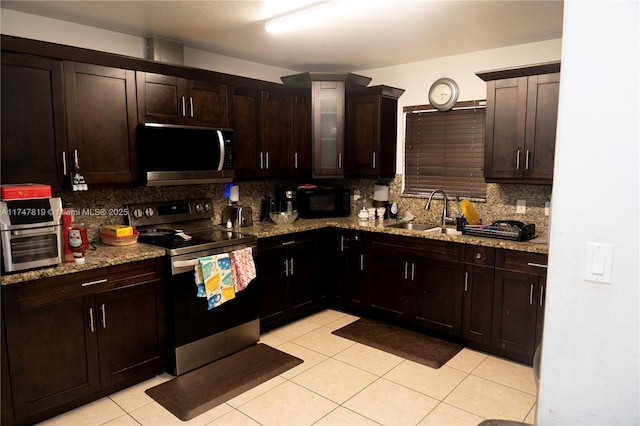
xmin=425 ymin=189 xmax=455 ymax=226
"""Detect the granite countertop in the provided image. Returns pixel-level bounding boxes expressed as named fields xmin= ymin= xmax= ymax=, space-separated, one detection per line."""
xmin=243 ymin=217 xmax=549 ymax=254
xmin=1 ymin=242 xmax=166 ymax=286
xmin=2 ymin=217 xmax=547 ymax=286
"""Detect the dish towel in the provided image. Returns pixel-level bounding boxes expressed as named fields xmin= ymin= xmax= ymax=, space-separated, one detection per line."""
xmin=193 ymin=263 xmax=207 ymax=298
xmin=229 ymin=247 xmax=257 ymax=292
xmin=199 ymin=254 xmax=235 ymax=310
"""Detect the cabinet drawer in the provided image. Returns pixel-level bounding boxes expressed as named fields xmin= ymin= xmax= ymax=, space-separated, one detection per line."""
xmin=464 ymin=245 xmax=495 ymax=266
xmin=495 ymin=249 xmax=548 ymax=273
xmin=258 ymin=231 xmax=315 ymax=251
xmin=4 ymin=258 xmax=163 ymax=310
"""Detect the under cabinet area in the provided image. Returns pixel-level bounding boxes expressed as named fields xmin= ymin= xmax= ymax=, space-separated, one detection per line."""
xmin=136 ymin=72 xmax=229 ymax=128
xmin=1 ymin=258 xmax=166 ymax=426
xmin=327 ymin=229 xmax=367 ymax=314
xmin=478 ymin=62 xmax=560 ymax=184
xmin=257 ymin=231 xmax=320 ymax=330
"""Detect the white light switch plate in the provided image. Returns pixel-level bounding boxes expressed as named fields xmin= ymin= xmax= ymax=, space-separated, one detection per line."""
xmin=584 ymin=242 xmax=614 ymax=284
xmin=516 ymin=200 xmax=526 ymax=214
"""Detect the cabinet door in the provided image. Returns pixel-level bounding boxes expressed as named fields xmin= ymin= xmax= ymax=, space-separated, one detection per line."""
xmin=462 ymin=264 xmax=495 ymax=344
xmin=484 ymin=77 xmax=528 ymax=180
xmin=312 ymin=80 xmax=345 ymax=177
xmin=368 ymin=242 xmax=409 ymax=319
xmin=1 ymin=53 xmax=67 ymax=188
xmin=257 ymin=246 xmax=288 ymax=329
xmin=65 ymin=62 xmax=138 ymax=184
xmin=287 ymin=239 xmax=317 ymax=317
xmin=346 ymin=93 xmax=380 ymax=176
xmin=492 ymin=269 xmax=538 ymax=358
xmin=186 ymin=80 xmax=229 ymax=128
xmin=3 ymin=293 xmax=100 ymax=421
xmin=95 ymin=278 xmax=166 ymax=388
xmin=413 ymin=255 xmax=464 ymax=336
xmin=261 ymin=91 xmax=293 ymax=177
xmin=136 ymin=72 xmax=186 ymax=125
xmin=230 ymin=86 xmax=261 ymax=178
xmin=524 ymin=73 xmax=559 ymax=180
xmin=292 ymin=93 xmax=312 ymax=176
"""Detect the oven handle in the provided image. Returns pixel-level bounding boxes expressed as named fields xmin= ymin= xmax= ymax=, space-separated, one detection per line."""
xmin=173 ymin=259 xmax=200 ymax=269
xmin=10 ymin=226 xmax=60 ymax=236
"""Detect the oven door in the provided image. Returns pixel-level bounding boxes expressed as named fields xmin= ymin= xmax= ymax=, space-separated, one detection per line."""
xmin=166 ymin=244 xmax=259 ymax=375
xmin=1 ymin=226 xmax=63 ymax=272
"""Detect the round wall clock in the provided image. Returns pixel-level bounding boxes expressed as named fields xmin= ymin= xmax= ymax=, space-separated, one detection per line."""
xmin=428 ymin=77 xmax=459 ymax=111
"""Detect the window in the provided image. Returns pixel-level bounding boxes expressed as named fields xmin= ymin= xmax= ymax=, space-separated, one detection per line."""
xmin=404 ymin=101 xmax=487 ymax=199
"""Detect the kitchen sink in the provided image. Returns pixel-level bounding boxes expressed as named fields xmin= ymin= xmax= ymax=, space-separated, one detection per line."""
xmin=386 ymin=222 xmax=462 ymax=235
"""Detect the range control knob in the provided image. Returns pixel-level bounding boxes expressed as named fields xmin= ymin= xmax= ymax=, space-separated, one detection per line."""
xmin=144 ymin=207 xmax=154 ymax=218
xmin=132 ymin=208 xmax=144 ymax=219
xmin=203 ymin=202 xmax=212 ymax=212
xmin=195 ymin=203 xmax=203 ymax=213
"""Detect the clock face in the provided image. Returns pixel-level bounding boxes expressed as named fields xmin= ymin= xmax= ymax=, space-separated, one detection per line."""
xmin=429 ymin=78 xmax=459 ymax=111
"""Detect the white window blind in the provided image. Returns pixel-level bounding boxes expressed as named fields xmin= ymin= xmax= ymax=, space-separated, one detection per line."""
xmin=404 ymin=102 xmax=487 ymax=199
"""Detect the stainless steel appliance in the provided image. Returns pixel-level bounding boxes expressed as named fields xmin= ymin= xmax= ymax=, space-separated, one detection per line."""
xmin=221 ymin=205 xmax=253 ymax=228
xmin=127 ymin=198 xmax=258 ymax=375
xmin=276 ymin=189 xmax=298 ymax=213
xmin=0 ymin=197 xmax=64 ymax=273
xmin=297 ymin=186 xmax=350 ymax=218
xmin=137 ymin=124 xmax=234 ymax=186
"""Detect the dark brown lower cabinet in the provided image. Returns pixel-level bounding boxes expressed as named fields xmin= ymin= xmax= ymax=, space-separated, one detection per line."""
xmin=491 ymin=249 xmax=547 ymax=363
xmin=461 ymin=246 xmax=496 ymax=345
xmin=1 ymin=258 xmax=166 ymax=425
xmin=333 ymin=229 xmax=367 ymax=314
xmin=257 ymin=231 xmax=319 ymax=331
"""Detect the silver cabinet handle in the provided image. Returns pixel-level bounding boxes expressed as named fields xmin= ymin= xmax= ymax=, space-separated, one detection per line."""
xmin=74 ymin=149 xmax=80 ymax=170
xmin=62 ymin=151 xmax=68 ymax=176
xmin=265 ymin=152 xmax=269 ymax=169
xmin=360 ymin=254 xmax=364 ymax=271
xmin=539 ymin=285 xmax=545 ymax=307
xmin=372 ymin=152 xmax=376 ymax=169
xmin=404 ymin=261 xmax=408 ymax=280
xmin=525 ymin=150 xmax=530 ymax=170
xmin=189 ymin=97 xmax=194 ymax=117
xmin=340 ymin=236 xmax=345 ymax=252
xmin=411 ymin=263 xmax=416 ymax=281
xmin=527 ymin=262 xmax=548 ymax=268
xmin=464 ymin=272 xmax=469 ymax=292
xmin=259 ymin=152 xmax=264 ymax=169
xmin=88 ymin=308 xmax=95 ymax=333
xmin=516 ymin=150 xmax=521 ymax=170
xmin=338 ymin=153 xmax=342 ymax=169
xmin=284 ymin=259 xmax=289 ymax=277
xmin=294 ymin=153 xmax=298 ymax=169
xmin=281 ymin=240 xmax=296 ymax=246
xmin=81 ymin=278 xmax=108 ymax=287
xmin=529 ymin=284 xmax=534 ymax=305
xmin=290 ymin=258 xmax=294 ymax=276
xmin=100 ymin=303 xmax=106 ymax=328
xmin=181 ymin=96 xmax=186 ymax=117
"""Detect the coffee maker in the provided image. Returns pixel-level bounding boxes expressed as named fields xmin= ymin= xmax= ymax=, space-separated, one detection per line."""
xmin=276 ymin=189 xmax=297 ymax=213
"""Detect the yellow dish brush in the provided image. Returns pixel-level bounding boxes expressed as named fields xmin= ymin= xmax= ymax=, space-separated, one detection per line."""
xmin=459 ymin=199 xmax=480 ymax=225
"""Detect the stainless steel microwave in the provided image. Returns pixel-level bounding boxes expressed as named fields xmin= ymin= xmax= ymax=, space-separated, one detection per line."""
xmin=138 ymin=123 xmax=234 ymax=186
xmin=297 ymin=187 xmax=351 ymax=219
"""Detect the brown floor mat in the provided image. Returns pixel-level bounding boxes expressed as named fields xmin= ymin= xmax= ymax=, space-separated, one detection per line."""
xmin=145 ymin=343 xmax=303 ymax=421
xmin=332 ymin=317 xmax=462 ymax=369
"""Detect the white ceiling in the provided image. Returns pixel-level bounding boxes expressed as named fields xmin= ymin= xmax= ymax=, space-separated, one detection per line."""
xmin=1 ymin=0 xmax=564 ymax=72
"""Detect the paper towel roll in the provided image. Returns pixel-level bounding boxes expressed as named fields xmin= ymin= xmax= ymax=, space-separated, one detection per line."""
xmin=230 ymin=185 xmax=239 ymax=202
xmin=373 ymin=183 xmax=389 ymax=201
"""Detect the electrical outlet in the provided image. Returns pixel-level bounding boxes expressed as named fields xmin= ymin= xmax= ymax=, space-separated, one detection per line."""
xmin=516 ymin=200 xmax=526 ymax=214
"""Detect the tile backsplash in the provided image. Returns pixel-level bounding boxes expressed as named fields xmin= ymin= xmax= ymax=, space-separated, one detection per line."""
xmin=56 ymin=175 xmax=551 ymax=242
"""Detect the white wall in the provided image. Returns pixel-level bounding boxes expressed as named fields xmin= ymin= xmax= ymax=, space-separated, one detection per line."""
xmin=537 ymin=1 xmax=639 ymax=425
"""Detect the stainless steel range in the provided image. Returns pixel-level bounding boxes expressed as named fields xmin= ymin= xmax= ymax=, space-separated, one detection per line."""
xmin=127 ymin=198 xmax=259 ymax=376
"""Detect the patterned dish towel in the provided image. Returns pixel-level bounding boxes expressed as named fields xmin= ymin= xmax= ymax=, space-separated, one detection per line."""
xmin=198 ymin=254 xmax=235 ymax=310
xmin=229 ymin=247 xmax=257 ymax=292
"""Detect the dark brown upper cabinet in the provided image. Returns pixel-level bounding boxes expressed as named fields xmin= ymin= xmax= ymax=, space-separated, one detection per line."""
xmin=1 ymin=52 xmax=67 ymax=188
xmin=477 ymin=62 xmax=560 ymax=184
xmin=345 ymin=85 xmax=404 ymax=178
xmin=64 ymin=61 xmax=138 ymax=185
xmin=137 ymin=72 xmax=229 ymax=128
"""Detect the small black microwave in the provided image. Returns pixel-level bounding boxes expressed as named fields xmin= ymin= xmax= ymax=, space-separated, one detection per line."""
xmin=297 ymin=187 xmax=351 ymax=219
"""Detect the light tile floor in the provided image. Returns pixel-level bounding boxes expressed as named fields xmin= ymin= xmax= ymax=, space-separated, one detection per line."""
xmin=38 ymin=309 xmax=538 ymax=426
